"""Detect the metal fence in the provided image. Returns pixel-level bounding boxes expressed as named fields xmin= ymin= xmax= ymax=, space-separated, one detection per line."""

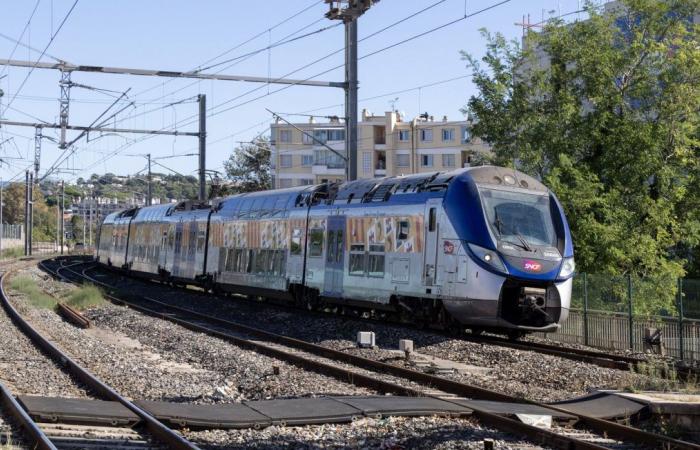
xmin=537 ymin=273 xmax=700 ymax=363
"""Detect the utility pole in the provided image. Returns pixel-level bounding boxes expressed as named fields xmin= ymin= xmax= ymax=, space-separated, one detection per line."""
xmin=326 ymin=1 xmax=377 ymax=181
xmin=58 ymin=70 xmax=72 ymax=149
xmin=147 ymin=153 xmax=152 ymax=206
xmin=60 ymin=181 xmax=64 ymax=255
xmin=0 ymin=178 xmax=3 ymax=256
xmin=198 ymin=94 xmax=206 ymax=201
xmin=88 ymin=189 xmax=93 ymax=247
xmin=34 ymin=126 xmax=42 ymax=180
xmin=24 ymin=171 xmax=29 ymax=256
xmin=28 ymin=172 xmax=34 ymax=255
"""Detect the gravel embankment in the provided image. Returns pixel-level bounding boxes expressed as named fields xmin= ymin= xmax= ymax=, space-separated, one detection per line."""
xmin=185 ymin=416 xmax=540 ymax=450
xmin=85 ymin=266 xmax=645 ymax=403
xmin=25 ymin=263 xmax=547 ymax=449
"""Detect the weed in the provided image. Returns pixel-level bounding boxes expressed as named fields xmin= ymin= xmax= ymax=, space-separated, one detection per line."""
xmin=9 ymin=276 xmax=56 ymax=309
xmin=0 ymin=247 xmax=24 ymax=259
xmin=623 ymin=360 xmax=700 ymax=394
xmin=61 ymin=285 xmax=105 ymax=310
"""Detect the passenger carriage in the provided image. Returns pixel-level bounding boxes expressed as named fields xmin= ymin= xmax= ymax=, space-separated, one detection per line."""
xmin=95 ymin=166 xmax=575 ymax=335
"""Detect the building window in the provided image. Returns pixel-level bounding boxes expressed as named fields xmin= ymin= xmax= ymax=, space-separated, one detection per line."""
xmin=461 ymin=126 xmax=471 ymax=143
xmin=280 ymin=155 xmax=292 ymax=168
xmin=421 ymin=155 xmax=433 ymax=167
xmin=314 ymin=149 xmax=345 ymax=169
xmin=442 ymin=128 xmax=454 ymax=142
xmin=362 ymin=152 xmax=371 ymax=172
xmin=420 ymin=129 xmax=433 ymax=142
xmin=279 ymin=178 xmax=293 ymax=188
xmin=396 ymin=154 xmax=409 ymax=167
xmin=302 ymin=132 xmax=313 ymax=145
xmin=301 ymin=155 xmax=313 ymax=167
xmin=442 ymin=154 xmax=455 ymax=168
xmin=279 ymin=129 xmax=292 ymax=143
xmin=313 ymin=128 xmax=345 ymax=143
xmin=398 ymin=130 xmax=410 ymax=141
xmin=299 ymin=179 xmax=314 ymax=186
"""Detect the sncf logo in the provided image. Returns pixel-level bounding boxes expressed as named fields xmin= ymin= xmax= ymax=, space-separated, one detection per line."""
xmin=523 ymin=260 xmax=542 ymax=272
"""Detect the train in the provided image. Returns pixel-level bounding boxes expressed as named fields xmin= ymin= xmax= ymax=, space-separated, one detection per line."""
xmin=95 ymin=166 xmax=575 ymax=338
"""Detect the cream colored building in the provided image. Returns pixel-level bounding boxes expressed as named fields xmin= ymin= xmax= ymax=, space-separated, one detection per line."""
xmin=270 ymin=110 xmax=490 ymax=188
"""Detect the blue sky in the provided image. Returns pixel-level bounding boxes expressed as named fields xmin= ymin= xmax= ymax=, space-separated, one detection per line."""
xmin=0 ymin=0 xmax=590 ymax=183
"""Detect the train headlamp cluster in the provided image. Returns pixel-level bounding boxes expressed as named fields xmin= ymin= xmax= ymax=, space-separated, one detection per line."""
xmin=468 ymin=243 xmax=507 ymax=273
xmin=558 ymin=257 xmax=575 ymax=279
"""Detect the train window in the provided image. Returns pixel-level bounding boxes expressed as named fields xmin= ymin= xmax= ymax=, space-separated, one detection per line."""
xmin=429 ymin=208 xmax=437 ymax=232
xmin=396 ymin=220 xmax=410 ymax=247
xmin=336 ymin=230 xmax=344 ymax=263
xmin=368 ymin=244 xmax=385 ymax=277
xmin=246 ymin=249 xmax=254 ymax=273
xmin=349 ymin=244 xmax=365 ymax=276
xmin=290 ymin=229 xmax=303 ymax=255
xmin=255 ymin=250 xmax=268 ymax=273
xmin=309 ymin=228 xmax=324 ymax=257
xmin=326 ymin=231 xmax=336 ymax=263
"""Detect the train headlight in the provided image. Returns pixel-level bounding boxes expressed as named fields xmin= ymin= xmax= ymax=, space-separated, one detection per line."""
xmin=468 ymin=243 xmax=507 ymax=274
xmin=558 ymin=257 xmax=575 ymax=279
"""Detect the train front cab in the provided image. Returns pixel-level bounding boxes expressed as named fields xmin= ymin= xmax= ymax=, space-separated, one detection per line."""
xmin=442 ymin=166 xmax=575 ymax=334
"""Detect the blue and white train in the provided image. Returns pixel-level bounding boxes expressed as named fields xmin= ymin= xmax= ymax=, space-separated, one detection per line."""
xmin=95 ymin=166 xmax=575 ymax=337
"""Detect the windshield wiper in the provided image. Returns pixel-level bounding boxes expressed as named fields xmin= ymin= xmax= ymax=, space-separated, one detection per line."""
xmin=515 ymin=232 xmax=533 ymax=252
xmin=493 ymin=211 xmax=504 ymax=235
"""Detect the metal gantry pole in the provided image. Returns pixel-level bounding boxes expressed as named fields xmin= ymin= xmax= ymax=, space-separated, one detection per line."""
xmin=345 ymin=17 xmax=358 ymax=181
xmin=24 ymin=171 xmax=29 ymax=256
xmin=60 ymin=181 xmax=64 ymax=255
xmin=198 ymin=94 xmax=206 ymax=201
xmin=28 ymin=173 xmax=34 ymax=256
xmin=0 ymin=178 xmax=3 ymax=257
xmin=147 ymin=153 xmax=152 ymax=206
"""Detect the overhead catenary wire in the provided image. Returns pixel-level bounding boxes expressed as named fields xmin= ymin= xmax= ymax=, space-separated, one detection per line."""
xmin=1 ymin=0 xmax=79 ymax=116
xmin=0 ymin=0 xmax=44 ymax=79
xmin=65 ymin=0 xmax=512 ymax=182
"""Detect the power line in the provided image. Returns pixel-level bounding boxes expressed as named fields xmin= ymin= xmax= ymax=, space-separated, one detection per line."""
xmin=1 ymin=0 xmax=79 ymax=116
xmin=0 ymin=0 xmax=44 ymax=79
xmin=129 ymin=0 xmax=325 ymax=100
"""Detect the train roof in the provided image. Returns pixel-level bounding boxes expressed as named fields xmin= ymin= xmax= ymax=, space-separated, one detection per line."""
xmin=99 ymin=166 xmax=548 ymax=222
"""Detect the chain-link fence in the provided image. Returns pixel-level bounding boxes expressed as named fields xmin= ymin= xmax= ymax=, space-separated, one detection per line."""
xmin=539 ymin=273 xmax=700 ymax=363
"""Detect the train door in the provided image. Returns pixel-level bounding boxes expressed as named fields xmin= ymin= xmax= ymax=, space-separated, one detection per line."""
xmin=323 ymin=215 xmax=345 ymax=297
xmin=423 ymin=199 xmax=441 ymax=287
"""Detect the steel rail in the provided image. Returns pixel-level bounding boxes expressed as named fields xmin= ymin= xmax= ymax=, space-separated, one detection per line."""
xmin=0 ymin=381 xmax=56 ymax=450
xmin=47 ymin=258 xmax=700 ymax=450
xmin=41 ymin=259 xmax=613 ymax=450
xmin=0 ymin=270 xmax=199 ymax=450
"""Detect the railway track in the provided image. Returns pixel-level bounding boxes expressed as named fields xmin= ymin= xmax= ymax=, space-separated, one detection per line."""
xmin=0 ymin=260 xmax=199 ymax=450
xmin=42 ymin=256 xmax=699 ymax=450
xmin=70 ymin=254 xmax=697 ymax=379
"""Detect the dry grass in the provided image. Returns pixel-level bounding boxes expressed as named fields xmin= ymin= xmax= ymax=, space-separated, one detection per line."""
xmin=625 ymin=360 xmax=700 ymax=394
xmin=9 ymin=276 xmax=56 ymax=309
xmin=61 ymin=285 xmax=105 ymax=310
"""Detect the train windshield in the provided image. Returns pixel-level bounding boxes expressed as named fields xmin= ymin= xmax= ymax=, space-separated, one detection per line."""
xmin=479 ymin=187 xmax=557 ymax=249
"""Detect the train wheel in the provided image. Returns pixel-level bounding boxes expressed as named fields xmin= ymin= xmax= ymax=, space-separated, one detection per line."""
xmin=507 ymin=330 xmax=525 ymax=341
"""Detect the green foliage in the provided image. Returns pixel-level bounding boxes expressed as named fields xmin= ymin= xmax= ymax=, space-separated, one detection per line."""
xmin=10 ymin=276 xmax=56 ymax=309
xmin=1 ymin=247 xmax=24 ymax=259
xmin=463 ymin=0 xmax=700 ymax=314
xmin=62 ymin=285 xmax=105 ymax=310
xmin=223 ymin=136 xmax=271 ymax=193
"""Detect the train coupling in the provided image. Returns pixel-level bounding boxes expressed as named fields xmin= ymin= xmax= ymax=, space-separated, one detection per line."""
xmin=519 ymin=287 xmax=547 ymax=310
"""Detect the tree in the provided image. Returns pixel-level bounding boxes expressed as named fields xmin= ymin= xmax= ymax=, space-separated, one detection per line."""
xmin=463 ymin=0 xmax=700 ymax=314
xmin=223 ymin=136 xmax=271 ymax=193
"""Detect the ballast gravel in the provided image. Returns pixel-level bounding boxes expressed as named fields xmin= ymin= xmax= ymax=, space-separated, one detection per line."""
xmin=10 ymin=263 xmax=541 ymax=449
xmin=184 ymin=416 xmax=541 ymax=450
xmin=88 ymin=266 xmax=646 ymax=403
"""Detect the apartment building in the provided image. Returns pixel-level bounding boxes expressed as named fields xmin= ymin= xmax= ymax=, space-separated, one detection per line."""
xmin=270 ymin=110 xmax=490 ymax=188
